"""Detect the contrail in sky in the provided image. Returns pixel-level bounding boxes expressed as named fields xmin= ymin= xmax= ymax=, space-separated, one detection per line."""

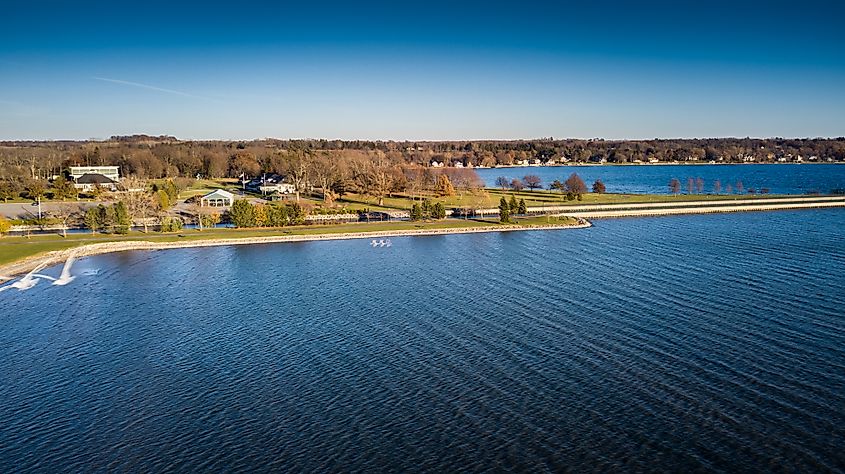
xmin=92 ymin=76 xmax=210 ymax=100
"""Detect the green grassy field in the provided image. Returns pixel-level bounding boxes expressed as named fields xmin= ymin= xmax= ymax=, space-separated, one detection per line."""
xmin=322 ymin=189 xmax=789 ymax=211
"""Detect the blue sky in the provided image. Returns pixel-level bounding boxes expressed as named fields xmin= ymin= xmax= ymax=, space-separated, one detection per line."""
xmin=1 ymin=1 xmax=844 ymax=140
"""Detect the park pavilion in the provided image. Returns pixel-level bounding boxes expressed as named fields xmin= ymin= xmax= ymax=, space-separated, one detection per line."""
xmin=200 ymin=189 xmax=235 ymax=207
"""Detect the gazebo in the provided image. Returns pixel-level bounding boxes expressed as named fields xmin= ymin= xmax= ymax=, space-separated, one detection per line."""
xmin=200 ymin=189 xmax=234 ymax=207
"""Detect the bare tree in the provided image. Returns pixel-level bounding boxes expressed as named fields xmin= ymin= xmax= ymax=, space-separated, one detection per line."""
xmin=669 ymin=178 xmax=681 ymax=195
xmin=51 ymin=203 xmax=82 ymax=237
xmin=122 ymin=191 xmax=156 ymax=232
xmin=495 ymin=176 xmax=509 ymax=190
xmin=283 ymin=146 xmax=311 ymax=202
xmin=523 ymin=175 xmax=542 ymax=190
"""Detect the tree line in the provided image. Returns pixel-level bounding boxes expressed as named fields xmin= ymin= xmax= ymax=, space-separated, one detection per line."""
xmin=2 ymin=137 xmax=844 ymax=185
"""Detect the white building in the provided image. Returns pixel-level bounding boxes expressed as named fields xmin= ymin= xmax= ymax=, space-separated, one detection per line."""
xmin=200 ymin=189 xmax=235 ymax=207
xmin=69 ymin=166 xmax=120 ymax=182
xmin=260 ymin=183 xmax=296 ymax=195
xmin=74 ymin=173 xmax=118 ymax=192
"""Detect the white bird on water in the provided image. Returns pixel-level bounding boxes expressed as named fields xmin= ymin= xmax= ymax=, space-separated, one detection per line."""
xmin=369 ymin=239 xmax=392 ymax=248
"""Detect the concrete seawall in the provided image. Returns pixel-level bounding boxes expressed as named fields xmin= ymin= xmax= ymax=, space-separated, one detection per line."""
xmin=556 ymin=200 xmax=845 ymax=218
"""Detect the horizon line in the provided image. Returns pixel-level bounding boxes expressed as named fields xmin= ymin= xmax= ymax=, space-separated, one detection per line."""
xmin=2 ymin=135 xmax=844 ymax=143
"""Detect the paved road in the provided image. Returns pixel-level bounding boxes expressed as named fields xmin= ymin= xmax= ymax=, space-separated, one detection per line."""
xmin=0 ymin=201 xmax=106 ymax=219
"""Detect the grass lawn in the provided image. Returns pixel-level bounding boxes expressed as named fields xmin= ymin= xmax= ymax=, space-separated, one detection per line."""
xmin=334 ymin=189 xmax=791 ymax=211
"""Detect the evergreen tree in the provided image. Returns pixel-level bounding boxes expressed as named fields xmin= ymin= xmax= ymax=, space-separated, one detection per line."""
xmin=410 ymin=202 xmax=422 ymax=221
xmin=102 ymin=204 xmax=117 ymax=233
xmin=499 ymin=196 xmax=510 ymax=223
xmin=517 ymin=198 xmax=527 ymax=215
xmin=229 ymin=199 xmax=256 ymax=227
xmin=84 ymin=207 xmax=101 ymax=234
xmin=114 ymin=201 xmax=131 ymax=234
xmin=421 ymin=199 xmax=433 ymax=219
xmin=433 ymin=202 xmax=446 ymax=219
xmin=509 ymin=195 xmax=518 ymax=213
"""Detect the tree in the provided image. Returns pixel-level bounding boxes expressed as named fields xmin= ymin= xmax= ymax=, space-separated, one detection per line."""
xmin=51 ymin=203 xmax=81 ymax=237
xmin=550 ymin=180 xmax=564 ymax=192
xmin=669 ymin=178 xmax=681 ymax=195
xmin=510 ymin=178 xmax=524 ymax=191
xmin=736 ymin=180 xmax=744 ymax=194
xmin=114 ymin=201 xmax=131 ymax=234
xmin=123 ymin=192 xmax=156 ymax=232
xmin=253 ymin=204 xmax=269 ymax=227
xmin=509 ymin=195 xmax=519 ymax=214
xmin=102 ymin=204 xmax=117 ymax=233
xmin=24 ymin=180 xmax=45 ymax=200
xmin=592 ymin=179 xmax=606 ymax=193
xmin=436 ymin=174 xmax=455 ymax=197
xmin=517 ymin=198 xmax=527 ymax=215
xmin=713 ymin=179 xmax=722 ymax=194
xmin=410 ymin=202 xmax=422 ymax=221
xmin=432 ymin=202 xmax=446 ymax=219
xmin=695 ymin=177 xmax=704 ymax=194
xmin=159 ymin=216 xmax=183 ymax=232
xmin=687 ymin=177 xmax=695 ymax=194
xmin=201 ymin=212 xmax=221 ymax=228
xmin=84 ymin=207 xmax=101 ymax=234
xmin=0 ymin=216 xmax=11 ymax=236
xmin=523 ymin=175 xmax=542 ymax=190
xmin=0 ymin=180 xmax=22 ymax=202
xmin=51 ymin=176 xmax=77 ymax=200
xmin=564 ymin=173 xmax=588 ymax=198
xmin=499 ymin=196 xmax=510 ymax=223
xmin=283 ymin=146 xmax=311 ymax=201
xmin=229 ymin=199 xmax=256 ymax=227
xmin=266 ymin=203 xmax=289 ymax=227
xmin=310 ymin=152 xmax=345 ymax=205
xmin=495 ymin=176 xmax=509 ymax=190
xmin=287 ymin=202 xmax=307 ymax=225
xmin=155 ymin=189 xmax=171 ymax=210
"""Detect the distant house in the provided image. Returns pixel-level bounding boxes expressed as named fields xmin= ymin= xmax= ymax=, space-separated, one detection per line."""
xmin=246 ymin=174 xmax=296 ymax=195
xmin=430 ymin=160 xmax=444 ymax=168
xmin=200 ymin=189 xmax=234 ymax=207
xmin=69 ymin=166 xmax=120 ymax=182
xmin=74 ymin=173 xmax=117 ymax=192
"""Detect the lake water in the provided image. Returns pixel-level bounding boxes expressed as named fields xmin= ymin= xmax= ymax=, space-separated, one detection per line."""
xmin=475 ymin=163 xmax=845 ymax=195
xmin=2 ymin=210 xmax=844 ymax=472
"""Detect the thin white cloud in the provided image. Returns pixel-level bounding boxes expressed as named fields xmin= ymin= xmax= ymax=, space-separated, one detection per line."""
xmin=93 ymin=76 xmax=211 ymax=100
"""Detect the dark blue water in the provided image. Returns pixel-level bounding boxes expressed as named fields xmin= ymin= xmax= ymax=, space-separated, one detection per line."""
xmin=476 ymin=163 xmax=845 ymax=195
xmin=2 ymin=211 xmax=845 ymax=472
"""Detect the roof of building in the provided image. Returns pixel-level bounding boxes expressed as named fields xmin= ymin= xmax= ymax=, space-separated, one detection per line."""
xmin=75 ymin=173 xmax=116 ymax=184
xmin=201 ymin=189 xmax=235 ymax=200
